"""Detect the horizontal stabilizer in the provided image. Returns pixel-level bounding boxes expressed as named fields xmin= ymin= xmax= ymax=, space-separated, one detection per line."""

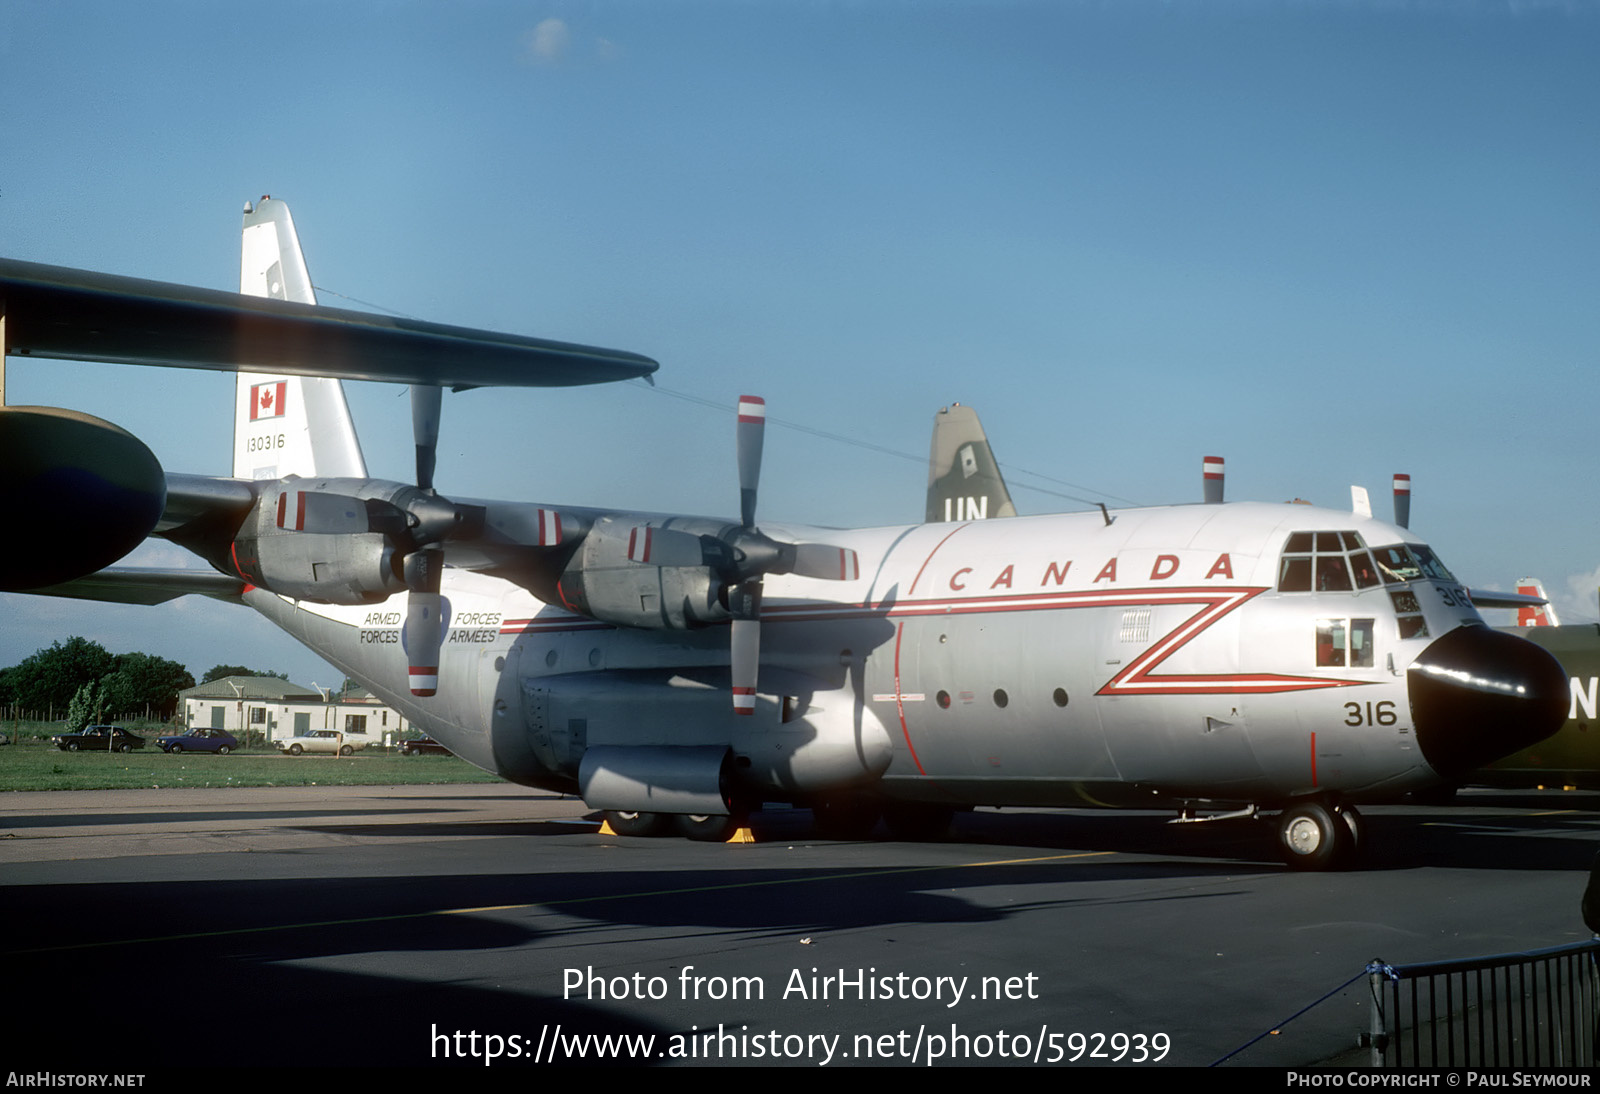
xmin=26 ymin=567 xmax=246 ymax=605
xmin=0 ymin=258 xmax=658 ymax=389
xmin=1468 ymin=588 xmax=1548 ymax=611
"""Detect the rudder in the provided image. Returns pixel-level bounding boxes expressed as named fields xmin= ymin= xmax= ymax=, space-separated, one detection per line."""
xmin=233 ymin=197 xmax=366 ymax=480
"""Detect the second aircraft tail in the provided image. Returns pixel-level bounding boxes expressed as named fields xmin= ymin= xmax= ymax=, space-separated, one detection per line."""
xmin=926 ymin=403 xmax=1016 ymax=523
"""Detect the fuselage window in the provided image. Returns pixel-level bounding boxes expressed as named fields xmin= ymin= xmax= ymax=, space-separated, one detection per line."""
xmin=1316 ymin=618 xmax=1375 ymax=668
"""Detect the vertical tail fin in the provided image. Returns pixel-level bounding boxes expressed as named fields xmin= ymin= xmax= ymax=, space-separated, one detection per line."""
xmin=1516 ymin=578 xmax=1561 ymax=627
xmin=234 ymin=196 xmax=366 ymax=480
xmin=925 ymin=403 xmax=1016 ymax=523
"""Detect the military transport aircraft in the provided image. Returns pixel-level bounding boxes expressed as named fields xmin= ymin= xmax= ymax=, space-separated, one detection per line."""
xmin=0 ymin=198 xmax=1569 ymax=869
xmin=927 ymin=406 xmax=1592 ymax=800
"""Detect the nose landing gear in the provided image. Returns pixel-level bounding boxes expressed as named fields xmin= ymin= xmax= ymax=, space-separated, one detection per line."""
xmin=1277 ymin=800 xmax=1364 ymax=870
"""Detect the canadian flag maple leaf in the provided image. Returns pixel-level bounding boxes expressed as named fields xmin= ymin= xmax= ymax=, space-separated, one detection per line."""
xmin=250 ymin=381 xmax=287 ymax=421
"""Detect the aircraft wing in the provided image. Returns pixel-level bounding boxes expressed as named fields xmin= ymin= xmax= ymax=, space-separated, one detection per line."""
xmin=0 ymin=258 xmax=658 ymax=388
xmin=25 ymin=567 xmax=246 ymax=605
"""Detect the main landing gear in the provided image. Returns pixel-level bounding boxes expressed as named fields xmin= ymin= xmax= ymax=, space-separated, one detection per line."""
xmin=1275 ymin=800 xmax=1364 ymax=870
xmin=601 ymin=810 xmax=744 ymax=843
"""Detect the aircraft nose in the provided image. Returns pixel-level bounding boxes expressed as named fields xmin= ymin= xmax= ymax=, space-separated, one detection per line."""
xmin=1408 ymin=625 xmax=1568 ymax=779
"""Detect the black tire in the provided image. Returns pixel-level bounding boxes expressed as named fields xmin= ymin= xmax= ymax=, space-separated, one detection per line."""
xmin=339 ymin=745 xmax=353 ymax=756
xmin=1335 ymin=805 xmax=1365 ymax=868
xmin=1278 ymin=802 xmax=1343 ymax=870
xmin=812 ymin=796 xmax=880 ymax=840
xmin=677 ymin=813 xmax=740 ymax=842
xmin=289 ymin=743 xmax=303 ymax=756
xmin=604 ymin=810 xmax=671 ymax=837
xmin=169 ymin=743 xmax=183 ymax=754
xmin=66 ymin=742 xmax=79 ymax=752
xmin=883 ymin=802 xmax=954 ymax=841
xmin=118 ymin=743 xmax=132 ymax=753
xmin=217 ymin=746 xmax=230 ymax=756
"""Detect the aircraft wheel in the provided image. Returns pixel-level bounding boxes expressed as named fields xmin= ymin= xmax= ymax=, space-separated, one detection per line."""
xmin=812 ymin=796 xmax=880 ymax=840
xmin=604 ymin=810 xmax=671 ymax=838
xmin=289 ymin=744 xmax=303 ymax=755
xmin=1278 ymin=802 xmax=1342 ymax=870
xmin=217 ymin=746 xmax=230 ymax=755
xmin=1335 ymin=805 xmax=1365 ymax=867
xmin=883 ymin=802 xmax=954 ymax=842
xmin=677 ymin=813 xmax=740 ymax=843
xmin=340 ymin=745 xmax=353 ymax=756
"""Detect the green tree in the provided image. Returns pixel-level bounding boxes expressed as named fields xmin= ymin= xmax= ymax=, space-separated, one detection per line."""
xmin=102 ymin=652 xmax=195 ymax=718
xmin=3 ymin=638 xmax=115 ymax=712
xmin=201 ymin=664 xmax=287 ymax=684
xmin=65 ymin=679 xmax=107 ymax=733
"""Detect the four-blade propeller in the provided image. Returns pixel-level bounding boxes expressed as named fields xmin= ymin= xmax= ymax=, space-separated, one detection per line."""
xmin=626 ymin=395 xmax=859 ymax=714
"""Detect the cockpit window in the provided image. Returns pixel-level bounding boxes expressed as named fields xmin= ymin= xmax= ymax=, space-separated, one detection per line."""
xmin=1277 ymin=530 xmax=1373 ymax=593
xmin=1389 ymin=590 xmax=1429 ymax=640
xmin=1371 ymin=545 xmax=1421 ymax=584
xmin=1407 ymin=544 xmax=1456 ymax=583
xmin=1369 ymin=543 xmax=1456 ymax=585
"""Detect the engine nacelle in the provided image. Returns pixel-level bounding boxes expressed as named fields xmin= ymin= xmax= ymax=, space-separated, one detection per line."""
xmin=554 ymin=515 xmax=734 ymax=630
xmin=229 ymin=479 xmax=409 ymax=604
xmin=0 ymin=406 xmax=165 ymax=590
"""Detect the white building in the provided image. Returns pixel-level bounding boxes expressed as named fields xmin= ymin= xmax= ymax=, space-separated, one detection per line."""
xmin=179 ymin=677 xmax=409 ymax=746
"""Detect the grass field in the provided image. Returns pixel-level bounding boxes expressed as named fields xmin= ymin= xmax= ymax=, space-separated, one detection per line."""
xmin=0 ymin=735 xmax=502 ymax=791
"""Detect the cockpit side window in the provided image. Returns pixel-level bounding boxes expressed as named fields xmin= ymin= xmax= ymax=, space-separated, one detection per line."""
xmin=1389 ymin=590 xmax=1429 ymax=639
xmin=1371 ymin=545 xmax=1421 ymax=584
xmin=1407 ymin=544 xmax=1456 ymax=583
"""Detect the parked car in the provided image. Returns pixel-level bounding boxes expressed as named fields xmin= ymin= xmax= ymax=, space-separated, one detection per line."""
xmin=397 ymin=736 xmax=452 ymax=756
xmin=53 ymin=725 xmax=145 ymax=752
xmin=276 ymin=729 xmax=365 ymax=756
xmin=158 ymin=728 xmax=239 ymax=754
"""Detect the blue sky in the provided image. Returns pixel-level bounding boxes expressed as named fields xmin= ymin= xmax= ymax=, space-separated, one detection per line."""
xmin=2 ymin=1 xmax=1596 ymax=686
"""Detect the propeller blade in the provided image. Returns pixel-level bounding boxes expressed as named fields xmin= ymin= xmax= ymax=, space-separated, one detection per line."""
xmin=626 ymin=526 xmax=705 ymax=567
xmin=412 ymin=384 xmax=442 ymax=493
xmin=736 ymin=395 xmax=765 ymax=528
xmin=730 ymin=597 xmax=761 ymax=716
xmin=1393 ymin=474 xmax=1411 ymax=529
xmin=789 ymin=543 xmax=860 ymax=581
xmin=1202 ymin=456 xmax=1224 ymax=504
xmin=535 ymin=507 xmax=563 ymax=547
xmin=401 ymin=547 xmax=445 ymax=697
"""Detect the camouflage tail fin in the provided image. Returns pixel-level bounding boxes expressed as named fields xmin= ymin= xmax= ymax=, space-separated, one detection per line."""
xmin=926 ymin=404 xmax=1016 ymax=523
xmin=233 ymin=197 xmax=366 ymax=480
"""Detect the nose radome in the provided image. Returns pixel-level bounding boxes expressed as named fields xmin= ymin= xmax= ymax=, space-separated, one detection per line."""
xmin=1408 ymin=625 xmax=1568 ymax=779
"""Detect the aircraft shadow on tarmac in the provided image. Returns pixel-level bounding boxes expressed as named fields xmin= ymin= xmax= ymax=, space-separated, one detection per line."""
xmin=283 ymin=794 xmax=1600 ymax=873
xmin=7 ymin=791 xmax=1596 ymax=1070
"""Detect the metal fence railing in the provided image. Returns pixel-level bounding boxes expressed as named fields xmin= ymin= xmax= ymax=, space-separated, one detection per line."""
xmin=1367 ymin=940 xmax=1600 ymax=1068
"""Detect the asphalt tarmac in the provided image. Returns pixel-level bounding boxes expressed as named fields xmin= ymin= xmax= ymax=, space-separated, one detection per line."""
xmin=3 ymin=784 xmax=1596 ymax=1070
